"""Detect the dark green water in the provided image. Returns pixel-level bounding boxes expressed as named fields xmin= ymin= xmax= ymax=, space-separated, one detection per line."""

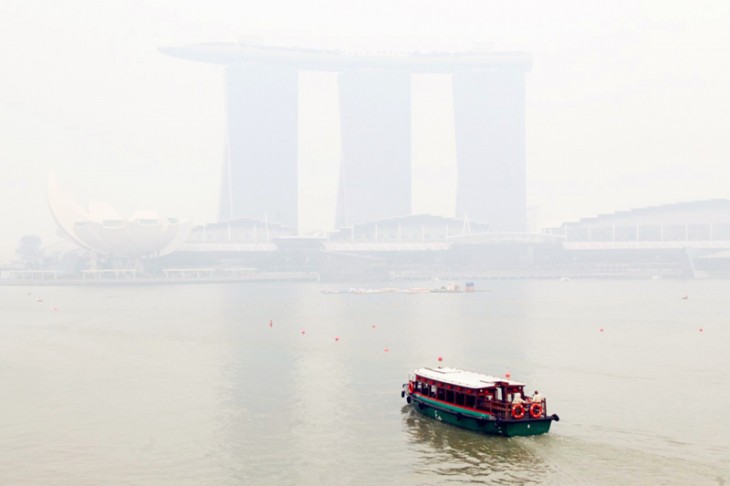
xmin=1 ymin=280 xmax=728 ymax=484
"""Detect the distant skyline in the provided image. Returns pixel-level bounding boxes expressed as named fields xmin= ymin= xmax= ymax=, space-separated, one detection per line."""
xmin=2 ymin=1 xmax=730 ymax=258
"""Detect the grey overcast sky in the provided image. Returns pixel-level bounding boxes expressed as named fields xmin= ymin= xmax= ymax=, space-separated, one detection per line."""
xmin=1 ymin=1 xmax=730 ymax=258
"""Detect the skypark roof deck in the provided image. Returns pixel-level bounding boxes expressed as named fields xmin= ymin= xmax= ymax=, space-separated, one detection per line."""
xmin=160 ymin=42 xmax=532 ymax=72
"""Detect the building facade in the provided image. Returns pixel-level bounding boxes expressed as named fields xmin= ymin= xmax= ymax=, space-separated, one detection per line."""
xmin=453 ymin=68 xmax=526 ymax=231
xmin=337 ymin=69 xmax=412 ymax=227
xmin=221 ymin=63 xmax=299 ymax=228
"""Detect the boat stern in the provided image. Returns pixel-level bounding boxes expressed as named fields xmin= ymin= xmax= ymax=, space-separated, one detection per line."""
xmin=497 ymin=414 xmax=560 ymax=437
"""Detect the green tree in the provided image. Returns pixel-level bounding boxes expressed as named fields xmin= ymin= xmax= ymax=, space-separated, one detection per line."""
xmin=16 ymin=235 xmax=43 ymax=268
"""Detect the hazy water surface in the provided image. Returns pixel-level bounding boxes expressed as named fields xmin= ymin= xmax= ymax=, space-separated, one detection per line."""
xmin=1 ymin=280 xmax=728 ymax=484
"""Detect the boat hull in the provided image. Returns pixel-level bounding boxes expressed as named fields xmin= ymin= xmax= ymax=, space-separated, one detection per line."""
xmin=409 ymin=394 xmax=554 ymax=437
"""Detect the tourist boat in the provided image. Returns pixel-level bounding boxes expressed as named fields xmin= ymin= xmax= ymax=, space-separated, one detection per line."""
xmin=402 ymin=367 xmax=559 ymax=437
xmin=430 ymin=282 xmax=480 ymax=293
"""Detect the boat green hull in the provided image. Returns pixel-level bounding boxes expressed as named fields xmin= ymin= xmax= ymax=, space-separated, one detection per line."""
xmin=409 ymin=394 xmax=555 ymax=437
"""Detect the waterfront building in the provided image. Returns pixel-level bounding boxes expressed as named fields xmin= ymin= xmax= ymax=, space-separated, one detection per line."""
xmin=544 ymin=200 xmax=730 ymax=246
xmin=544 ymin=200 xmax=730 ymax=278
xmin=47 ymin=174 xmax=192 ymax=259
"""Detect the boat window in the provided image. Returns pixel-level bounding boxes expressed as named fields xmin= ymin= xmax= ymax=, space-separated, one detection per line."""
xmin=465 ymin=394 xmax=475 ymax=408
xmin=445 ymin=390 xmax=454 ymax=403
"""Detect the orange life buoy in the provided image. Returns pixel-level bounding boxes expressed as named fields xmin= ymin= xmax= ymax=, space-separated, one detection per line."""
xmin=511 ymin=404 xmax=525 ymax=420
xmin=529 ymin=402 xmax=543 ymax=418
xmin=408 ymin=382 xmax=415 ymax=394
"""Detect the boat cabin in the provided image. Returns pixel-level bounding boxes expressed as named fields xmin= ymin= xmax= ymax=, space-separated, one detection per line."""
xmin=410 ymin=367 xmax=547 ymax=420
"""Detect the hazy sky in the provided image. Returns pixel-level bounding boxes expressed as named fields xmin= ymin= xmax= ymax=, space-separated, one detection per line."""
xmin=2 ymin=1 xmax=730 ymax=258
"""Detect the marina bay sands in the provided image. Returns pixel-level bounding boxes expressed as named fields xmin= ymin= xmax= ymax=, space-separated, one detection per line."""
xmin=161 ymin=42 xmax=531 ymax=232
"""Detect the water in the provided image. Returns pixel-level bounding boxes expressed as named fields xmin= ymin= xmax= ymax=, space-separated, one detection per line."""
xmin=1 ymin=280 xmax=728 ymax=485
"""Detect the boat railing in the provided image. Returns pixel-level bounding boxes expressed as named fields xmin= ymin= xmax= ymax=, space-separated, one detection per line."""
xmin=411 ymin=383 xmax=549 ymax=420
xmin=477 ymin=399 xmax=548 ymax=420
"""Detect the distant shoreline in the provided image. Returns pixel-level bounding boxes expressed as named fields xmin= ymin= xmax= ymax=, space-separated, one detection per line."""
xmin=0 ymin=270 xmax=695 ymax=286
xmin=0 ymin=272 xmax=321 ymax=286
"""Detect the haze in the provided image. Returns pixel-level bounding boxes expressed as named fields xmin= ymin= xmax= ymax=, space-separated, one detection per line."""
xmin=1 ymin=0 xmax=729 ymax=258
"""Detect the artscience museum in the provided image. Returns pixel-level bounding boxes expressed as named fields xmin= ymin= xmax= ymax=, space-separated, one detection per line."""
xmin=47 ymin=174 xmax=193 ymax=259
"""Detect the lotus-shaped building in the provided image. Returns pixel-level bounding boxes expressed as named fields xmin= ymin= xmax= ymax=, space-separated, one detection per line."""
xmin=48 ymin=174 xmax=192 ymax=258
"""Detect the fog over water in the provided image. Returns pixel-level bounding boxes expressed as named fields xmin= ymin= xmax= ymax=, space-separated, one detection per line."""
xmin=1 ymin=280 xmax=728 ymax=484
xmin=2 ymin=1 xmax=730 ymax=255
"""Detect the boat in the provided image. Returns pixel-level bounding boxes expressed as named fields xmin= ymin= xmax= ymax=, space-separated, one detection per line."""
xmin=430 ymin=282 xmax=483 ymax=293
xmin=430 ymin=282 xmax=463 ymax=293
xmin=401 ymin=367 xmax=559 ymax=437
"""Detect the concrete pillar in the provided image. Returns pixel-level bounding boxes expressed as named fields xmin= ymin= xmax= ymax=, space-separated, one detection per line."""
xmin=452 ymin=67 xmax=528 ymax=231
xmin=221 ymin=63 xmax=299 ymax=230
xmin=336 ymin=69 xmax=411 ymax=227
